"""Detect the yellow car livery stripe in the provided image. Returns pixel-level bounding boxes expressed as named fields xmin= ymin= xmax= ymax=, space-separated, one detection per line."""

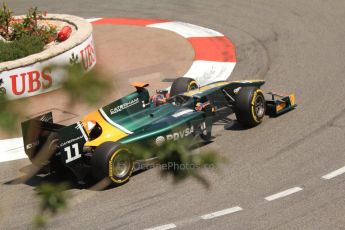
xmin=184 ymin=80 xmax=265 ymax=97
xmin=99 ymin=108 xmax=133 ymax=134
xmin=184 ymin=81 xmax=229 ymax=96
xmin=82 ymin=111 xmax=129 ymax=147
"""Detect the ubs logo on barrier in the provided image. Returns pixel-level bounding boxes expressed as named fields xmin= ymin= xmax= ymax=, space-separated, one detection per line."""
xmin=2 ymin=35 xmax=96 ymax=99
xmin=80 ymin=40 xmax=96 ymax=71
xmin=9 ymin=67 xmax=53 ymax=95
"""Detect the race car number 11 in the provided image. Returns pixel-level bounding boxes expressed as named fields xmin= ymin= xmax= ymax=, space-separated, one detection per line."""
xmin=64 ymin=143 xmax=81 ymax=163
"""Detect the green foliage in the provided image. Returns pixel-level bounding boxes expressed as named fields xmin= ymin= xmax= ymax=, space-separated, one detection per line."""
xmin=0 ymin=34 xmax=44 ymax=62
xmin=0 ymin=2 xmax=12 ymax=39
xmin=36 ymin=182 xmax=70 ymax=214
xmin=23 ymin=7 xmax=42 ymax=29
xmin=11 ymin=22 xmax=57 ymax=44
xmin=36 ymin=25 xmax=57 ymax=44
xmin=0 ymin=3 xmax=56 ymax=44
xmin=0 ymin=94 xmax=22 ymax=133
xmin=60 ymin=64 xmax=112 ymax=105
xmin=34 ymin=182 xmax=70 ymax=228
xmin=33 ymin=215 xmax=46 ymax=229
xmin=12 ymin=6 xmax=56 ymax=43
xmin=129 ymin=139 xmax=221 ymax=188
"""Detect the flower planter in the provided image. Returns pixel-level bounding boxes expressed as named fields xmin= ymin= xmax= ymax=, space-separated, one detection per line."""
xmin=0 ymin=14 xmax=96 ymax=100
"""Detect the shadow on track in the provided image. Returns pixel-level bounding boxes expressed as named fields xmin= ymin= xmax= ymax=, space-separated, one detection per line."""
xmin=2 ymin=163 xmax=153 ymax=191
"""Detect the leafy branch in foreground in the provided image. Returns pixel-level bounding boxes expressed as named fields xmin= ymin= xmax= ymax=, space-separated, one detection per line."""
xmin=60 ymin=64 xmax=112 ymax=105
xmin=0 ymin=2 xmax=12 ymax=38
xmin=0 ymin=64 xmax=111 ymax=133
xmin=33 ymin=182 xmax=70 ymax=228
xmin=128 ymin=139 xmax=221 ymax=188
xmin=0 ymin=94 xmax=22 ymax=133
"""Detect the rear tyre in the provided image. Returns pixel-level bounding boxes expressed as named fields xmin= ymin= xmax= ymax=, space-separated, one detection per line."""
xmin=235 ymin=87 xmax=266 ymax=127
xmin=170 ymin=77 xmax=198 ymax=96
xmin=91 ymin=142 xmax=134 ymax=186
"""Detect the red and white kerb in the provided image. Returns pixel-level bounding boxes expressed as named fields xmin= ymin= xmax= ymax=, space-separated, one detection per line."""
xmin=89 ymin=18 xmax=236 ymax=86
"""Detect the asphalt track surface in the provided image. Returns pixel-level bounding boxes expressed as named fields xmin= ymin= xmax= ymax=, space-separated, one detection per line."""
xmin=2 ymin=1 xmax=345 ymax=229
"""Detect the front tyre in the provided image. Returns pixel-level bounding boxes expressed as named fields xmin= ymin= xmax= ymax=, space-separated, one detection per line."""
xmin=170 ymin=77 xmax=198 ymax=96
xmin=91 ymin=142 xmax=134 ymax=186
xmin=235 ymin=87 xmax=266 ymax=127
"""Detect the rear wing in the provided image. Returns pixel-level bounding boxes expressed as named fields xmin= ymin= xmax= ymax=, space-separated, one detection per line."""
xmin=21 ymin=112 xmax=65 ymax=161
xmin=21 ymin=112 xmax=88 ymax=165
xmin=21 ymin=112 xmax=90 ymax=180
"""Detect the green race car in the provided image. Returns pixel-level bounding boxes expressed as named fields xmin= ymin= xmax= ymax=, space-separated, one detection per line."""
xmin=21 ymin=77 xmax=296 ymax=185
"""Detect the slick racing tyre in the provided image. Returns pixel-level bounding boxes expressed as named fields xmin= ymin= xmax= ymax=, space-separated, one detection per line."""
xmin=235 ymin=87 xmax=266 ymax=127
xmin=170 ymin=77 xmax=198 ymax=96
xmin=91 ymin=142 xmax=134 ymax=186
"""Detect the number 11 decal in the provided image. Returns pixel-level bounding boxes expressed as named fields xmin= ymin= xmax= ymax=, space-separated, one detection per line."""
xmin=65 ymin=143 xmax=81 ymax=163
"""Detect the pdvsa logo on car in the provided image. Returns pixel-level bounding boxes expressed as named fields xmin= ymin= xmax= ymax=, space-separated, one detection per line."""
xmin=155 ymin=126 xmax=194 ymax=146
xmin=167 ymin=126 xmax=194 ymax=141
xmin=110 ymin=98 xmax=139 ymax=115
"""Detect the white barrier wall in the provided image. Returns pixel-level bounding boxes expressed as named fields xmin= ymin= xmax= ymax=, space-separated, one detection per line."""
xmin=0 ymin=35 xmax=96 ymax=100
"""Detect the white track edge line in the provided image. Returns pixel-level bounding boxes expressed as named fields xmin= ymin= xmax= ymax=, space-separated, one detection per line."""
xmin=321 ymin=166 xmax=345 ymax=180
xmin=264 ymin=187 xmax=303 ymax=201
xmin=144 ymin=223 xmax=176 ymax=230
xmin=86 ymin=18 xmax=103 ymax=22
xmin=201 ymin=206 xmax=243 ymax=220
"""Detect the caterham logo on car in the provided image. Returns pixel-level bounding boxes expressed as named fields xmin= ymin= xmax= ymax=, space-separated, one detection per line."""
xmin=110 ymin=98 xmax=139 ymax=115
